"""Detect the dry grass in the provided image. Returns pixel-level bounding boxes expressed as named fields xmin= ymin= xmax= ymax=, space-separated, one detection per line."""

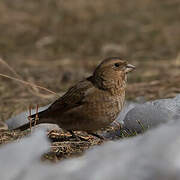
xmin=0 ymin=126 xmax=118 ymax=162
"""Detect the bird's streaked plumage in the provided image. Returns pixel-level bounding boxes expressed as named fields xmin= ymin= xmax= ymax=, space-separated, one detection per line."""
xmin=15 ymin=57 xmax=135 ymax=133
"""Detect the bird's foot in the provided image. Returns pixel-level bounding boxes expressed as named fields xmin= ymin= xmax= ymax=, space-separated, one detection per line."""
xmin=69 ymin=130 xmax=88 ymax=141
xmin=88 ymin=132 xmax=105 ymax=140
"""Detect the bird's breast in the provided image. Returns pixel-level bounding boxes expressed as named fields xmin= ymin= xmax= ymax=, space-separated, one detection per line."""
xmin=84 ymin=90 xmax=125 ymax=123
xmin=60 ymin=88 xmax=125 ymax=131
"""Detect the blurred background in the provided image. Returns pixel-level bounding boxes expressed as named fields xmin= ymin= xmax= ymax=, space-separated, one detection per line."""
xmin=0 ymin=0 xmax=180 ymax=120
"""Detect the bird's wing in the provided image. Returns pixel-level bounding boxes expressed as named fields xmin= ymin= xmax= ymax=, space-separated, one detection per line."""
xmin=48 ymin=78 xmax=93 ymax=113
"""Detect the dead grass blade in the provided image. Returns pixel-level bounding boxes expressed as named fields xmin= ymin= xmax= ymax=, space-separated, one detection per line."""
xmin=0 ymin=73 xmax=59 ymax=97
xmin=0 ymin=58 xmax=60 ymax=98
xmin=0 ymin=58 xmax=22 ymax=79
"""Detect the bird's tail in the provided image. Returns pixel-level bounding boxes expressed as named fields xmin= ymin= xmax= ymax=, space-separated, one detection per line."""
xmin=13 ymin=110 xmax=49 ymax=131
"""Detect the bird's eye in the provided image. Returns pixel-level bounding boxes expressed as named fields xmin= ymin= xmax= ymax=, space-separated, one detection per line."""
xmin=114 ymin=63 xmax=120 ymax=67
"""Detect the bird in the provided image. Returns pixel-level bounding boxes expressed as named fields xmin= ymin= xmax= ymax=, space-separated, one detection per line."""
xmin=14 ymin=57 xmax=135 ymax=139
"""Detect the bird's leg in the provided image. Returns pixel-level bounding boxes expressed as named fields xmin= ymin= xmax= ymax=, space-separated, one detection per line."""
xmin=87 ymin=132 xmax=105 ymax=140
xmin=69 ymin=130 xmax=77 ymax=138
xmin=68 ymin=130 xmax=88 ymax=141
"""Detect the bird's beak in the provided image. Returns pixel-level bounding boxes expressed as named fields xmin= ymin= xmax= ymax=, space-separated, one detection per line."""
xmin=125 ymin=64 xmax=135 ymax=73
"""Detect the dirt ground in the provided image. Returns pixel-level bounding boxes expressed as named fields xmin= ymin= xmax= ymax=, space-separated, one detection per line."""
xmin=0 ymin=0 xmax=180 ymax=161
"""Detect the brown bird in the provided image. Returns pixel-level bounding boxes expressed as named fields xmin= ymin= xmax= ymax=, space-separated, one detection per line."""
xmin=15 ymin=57 xmax=135 ymax=138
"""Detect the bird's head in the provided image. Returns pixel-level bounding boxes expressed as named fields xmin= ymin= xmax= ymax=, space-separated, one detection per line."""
xmin=93 ymin=57 xmax=135 ymax=90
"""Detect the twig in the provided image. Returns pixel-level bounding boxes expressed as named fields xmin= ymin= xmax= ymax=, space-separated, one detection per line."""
xmin=0 ymin=73 xmax=59 ymax=96
xmin=0 ymin=58 xmax=60 ymax=98
xmin=0 ymin=58 xmax=22 ymax=79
